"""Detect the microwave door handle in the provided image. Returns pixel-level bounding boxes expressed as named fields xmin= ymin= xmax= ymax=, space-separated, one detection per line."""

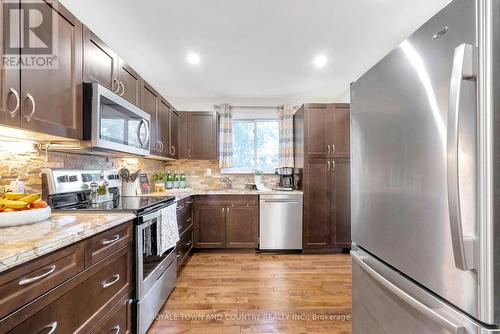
xmin=137 ymin=119 xmax=149 ymax=149
xmin=447 ymin=43 xmax=476 ymax=271
xmin=142 ymin=120 xmax=150 ymax=149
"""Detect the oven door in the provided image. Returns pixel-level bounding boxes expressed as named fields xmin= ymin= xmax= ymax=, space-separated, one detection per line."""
xmin=135 ymin=208 xmax=176 ymax=300
xmin=85 ymin=83 xmax=150 ymax=156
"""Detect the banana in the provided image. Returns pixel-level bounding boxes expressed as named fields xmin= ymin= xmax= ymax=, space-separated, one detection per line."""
xmin=19 ymin=193 xmax=41 ymax=204
xmin=2 ymin=200 xmax=28 ymax=209
xmin=4 ymin=192 xmax=26 ymax=200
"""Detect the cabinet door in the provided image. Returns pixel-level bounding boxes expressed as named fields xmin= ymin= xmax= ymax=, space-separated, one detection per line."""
xmin=140 ymin=81 xmax=160 ymax=155
xmin=194 ymin=205 xmax=226 ymax=248
xmin=177 ymin=111 xmax=188 ymax=158
xmin=303 ymin=159 xmax=331 ymax=248
xmin=117 ymin=58 xmax=141 ymax=106
xmin=20 ymin=4 xmax=82 ymax=139
xmin=305 ymin=104 xmax=329 ymax=159
xmin=331 ymin=158 xmax=351 ymax=248
xmin=83 ymin=26 xmax=119 ymax=92
xmin=169 ymin=110 xmax=179 ymax=159
xmin=226 ymin=204 xmax=258 ymax=248
xmin=187 ymin=111 xmax=217 ymax=159
xmin=0 ymin=0 xmax=21 ymax=128
xmin=330 ymin=104 xmax=350 ymax=157
xmin=158 ymin=98 xmax=170 ymax=157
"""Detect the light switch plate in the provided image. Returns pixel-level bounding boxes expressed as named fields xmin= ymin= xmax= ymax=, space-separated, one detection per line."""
xmin=206 ymin=168 xmax=212 ymax=176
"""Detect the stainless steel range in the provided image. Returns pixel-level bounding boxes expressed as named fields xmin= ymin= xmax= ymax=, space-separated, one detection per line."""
xmin=42 ymin=169 xmax=177 ymax=334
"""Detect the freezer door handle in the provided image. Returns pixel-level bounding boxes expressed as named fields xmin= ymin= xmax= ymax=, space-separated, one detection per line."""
xmin=352 ymin=251 xmax=466 ymax=334
xmin=447 ymin=43 xmax=476 ymax=271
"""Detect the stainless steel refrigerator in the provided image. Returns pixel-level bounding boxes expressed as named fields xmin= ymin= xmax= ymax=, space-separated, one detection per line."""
xmin=350 ymin=0 xmax=500 ymax=332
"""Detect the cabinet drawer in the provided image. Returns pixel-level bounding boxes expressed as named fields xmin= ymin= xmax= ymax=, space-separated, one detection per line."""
xmin=176 ymin=196 xmax=193 ymax=212
xmin=176 ymin=227 xmax=193 ymax=268
xmin=195 ymin=195 xmax=258 ymax=205
xmin=0 ymin=242 xmax=84 ymax=319
xmin=91 ymin=294 xmax=132 ymax=334
xmin=177 ymin=207 xmax=193 ymax=236
xmin=7 ymin=246 xmax=132 ymax=334
xmin=85 ymin=221 xmax=133 ymax=267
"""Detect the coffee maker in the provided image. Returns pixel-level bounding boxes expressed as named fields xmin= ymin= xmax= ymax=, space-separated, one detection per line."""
xmin=274 ymin=167 xmax=295 ymax=191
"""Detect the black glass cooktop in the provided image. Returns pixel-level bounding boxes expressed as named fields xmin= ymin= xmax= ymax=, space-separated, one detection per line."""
xmin=49 ymin=193 xmax=175 ymax=214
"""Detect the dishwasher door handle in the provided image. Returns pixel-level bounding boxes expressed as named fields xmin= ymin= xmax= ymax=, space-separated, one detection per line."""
xmin=261 ymin=200 xmax=301 ymax=203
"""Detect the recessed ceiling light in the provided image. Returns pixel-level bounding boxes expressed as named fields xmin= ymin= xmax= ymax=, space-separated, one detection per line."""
xmin=313 ymin=55 xmax=328 ymax=68
xmin=187 ymin=53 xmax=201 ymax=65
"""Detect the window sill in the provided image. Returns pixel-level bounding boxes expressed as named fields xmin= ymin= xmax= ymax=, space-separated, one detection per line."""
xmin=220 ymin=168 xmax=276 ymax=175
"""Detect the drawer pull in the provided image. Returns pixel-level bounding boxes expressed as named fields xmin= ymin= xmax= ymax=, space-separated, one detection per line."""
xmin=102 ymin=234 xmax=120 ymax=246
xmin=102 ymin=274 xmax=120 ymax=289
xmin=111 ymin=325 xmax=120 ymax=334
xmin=186 ymin=241 xmax=192 ymax=247
xmin=186 ymin=200 xmax=193 ymax=204
xmin=186 ymin=218 xmax=192 ymax=222
xmin=177 ymin=205 xmax=185 ymax=211
xmin=36 ymin=321 xmax=57 ymax=334
xmin=176 ymin=254 xmax=181 ymax=258
xmin=178 ymin=225 xmax=182 ymax=230
xmin=19 ymin=265 xmax=56 ymax=285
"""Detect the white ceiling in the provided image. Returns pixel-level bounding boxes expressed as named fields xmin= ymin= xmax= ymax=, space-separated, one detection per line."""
xmin=60 ymin=0 xmax=450 ymax=110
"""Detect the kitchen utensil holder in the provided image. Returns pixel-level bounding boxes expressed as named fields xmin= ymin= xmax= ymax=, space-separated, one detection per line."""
xmin=122 ymin=181 xmax=137 ymax=196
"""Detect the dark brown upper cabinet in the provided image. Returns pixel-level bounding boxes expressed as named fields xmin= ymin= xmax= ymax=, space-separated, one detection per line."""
xmin=158 ymin=98 xmax=170 ymax=158
xmin=0 ymin=0 xmax=21 ymax=129
xmin=117 ymin=58 xmax=141 ymax=106
xmin=0 ymin=1 xmax=83 ymax=140
xmin=184 ymin=111 xmax=218 ymax=160
xmin=303 ymin=103 xmax=350 ymax=159
xmin=140 ymin=81 xmax=160 ymax=156
xmin=83 ymin=26 xmax=119 ymax=93
xmin=169 ymin=109 xmax=180 ymax=159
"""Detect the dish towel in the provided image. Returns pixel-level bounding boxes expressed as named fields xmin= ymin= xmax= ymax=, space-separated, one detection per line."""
xmin=157 ymin=203 xmax=179 ymax=256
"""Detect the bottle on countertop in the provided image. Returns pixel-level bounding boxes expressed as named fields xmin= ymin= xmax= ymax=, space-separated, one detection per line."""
xmin=166 ymin=170 xmax=173 ymax=189
xmin=173 ymin=170 xmax=179 ymax=189
xmin=180 ymin=171 xmax=186 ymax=189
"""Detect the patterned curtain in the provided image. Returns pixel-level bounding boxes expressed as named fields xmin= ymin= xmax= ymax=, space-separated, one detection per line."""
xmin=278 ymin=104 xmax=294 ymax=167
xmin=218 ymin=103 xmax=233 ymax=168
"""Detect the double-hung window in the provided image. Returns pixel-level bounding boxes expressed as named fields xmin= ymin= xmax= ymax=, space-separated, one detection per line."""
xmin=224 ymin=119 xmax=279 ymax=173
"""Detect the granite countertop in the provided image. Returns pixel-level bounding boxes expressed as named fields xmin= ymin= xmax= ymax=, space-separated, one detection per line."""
xmin=144 ymin=188 xmax=304 ymax=201
xmin=0 ymin=211 xmax=136 ymax=273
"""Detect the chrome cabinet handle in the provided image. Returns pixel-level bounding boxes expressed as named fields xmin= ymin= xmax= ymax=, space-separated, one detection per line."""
xmin=158 ymin=141 xmax=164 ymax=152
xmin=186 ymin=241 xmax=192 ymax=246
xmin=327 ymin=144 xmax=331 ymax=155
xmin=111 ymin=325 xmax=120 ymax=334
xmin=102 ymin=234 xmax=120 ymax=246
xmin=23 ymin=93 xmax=35 ymax=122
xmin=447 ymin=43 xmax=476 ymax=271
xmin=176 ymin=254 xmax=181 ymax=258
xmin=102 ymin=274 xmax=120 ymax=289
xmin=113 ymin=79 xmax=120 ymax=93
xmin=186 ymin=218 xmax=192 ymax=222
xmin=171 ymin=145 xmax=176 ymax=156
xmin=118 ymin=81 xmax=125 ymax=96
xmin=6 ymin=88 xmax=20 ymax=117
xmin=19 ymin=265 xmax=56 ymax=285
xmin=178 ymin=225 xmax=182 ymax=230
xmin=331 ymin=144 xmax=336 ymax=155
xmin=35 ymin=321 xmax=58 ymax=334
xmin=327 ymin=161 xmax=331 ymax=172
xmin=188 ymin=148 xmax=191 ymax=157
xmin=331 ymin=161 xmax=336 ymax=172
xmin=352 ymin=252 xmax=466 ymax=334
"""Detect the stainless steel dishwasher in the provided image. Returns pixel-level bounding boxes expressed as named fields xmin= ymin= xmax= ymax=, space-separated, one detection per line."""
xmin=259 ymin=193 xmax=303 ymax=250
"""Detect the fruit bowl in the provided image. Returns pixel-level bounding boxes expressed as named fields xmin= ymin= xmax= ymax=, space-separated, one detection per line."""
xmin=0 ymin=206 xmax=52 ymax=227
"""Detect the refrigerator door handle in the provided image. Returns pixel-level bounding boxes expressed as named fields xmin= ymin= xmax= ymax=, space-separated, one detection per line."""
xmin=447 ymin=43 xmax=476 ymax=271
xmin=352 ymin=251 xmax=466 ymax=334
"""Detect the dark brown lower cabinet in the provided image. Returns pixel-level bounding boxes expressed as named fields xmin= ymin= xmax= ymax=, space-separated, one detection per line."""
xmin=226 ymin=204 xmax=259 ymax=248
xmin=303 ymin=159 xmax=351 ymax=250
xmin=0 ymin=222 xmax=133 ymax=334
xmin=194 ymin=204 xmax=226 ymax=248
xmin=194 ymin=196 xmax=259 ymax=249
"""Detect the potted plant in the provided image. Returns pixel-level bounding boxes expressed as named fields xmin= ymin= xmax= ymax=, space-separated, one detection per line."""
xmin=152 ymin=171 xmax=166 ymax=193
xmin=253 ymin=169 xmax=263 ymax=185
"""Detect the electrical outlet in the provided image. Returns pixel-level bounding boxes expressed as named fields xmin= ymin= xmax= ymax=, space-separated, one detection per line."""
xmin=206 ymin=168 xmax=212 ymax=176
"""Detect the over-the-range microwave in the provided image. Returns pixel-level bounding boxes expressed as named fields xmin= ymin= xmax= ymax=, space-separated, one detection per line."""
xmin=81 ymin=82 xmax=151 ymax=156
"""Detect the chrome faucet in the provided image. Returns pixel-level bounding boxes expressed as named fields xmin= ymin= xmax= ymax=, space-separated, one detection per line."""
xmin=220 ymin=177 xmax=233 ymax=189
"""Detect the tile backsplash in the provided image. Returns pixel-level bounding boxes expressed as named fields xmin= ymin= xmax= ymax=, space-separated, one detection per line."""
xmin=0 ymin=146 xmax=278 ymax=193
xmin=163 ymin=160 xmax=279 ymax=190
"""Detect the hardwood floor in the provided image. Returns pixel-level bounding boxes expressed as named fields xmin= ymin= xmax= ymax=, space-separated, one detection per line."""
xmin=148 ymin=251 xmax=352 ymax=334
